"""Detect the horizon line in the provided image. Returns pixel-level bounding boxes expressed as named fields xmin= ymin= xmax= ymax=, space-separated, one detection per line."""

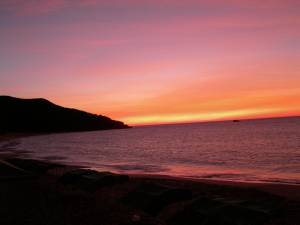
xmin=131 ymin=114 xmax=300 ymax=127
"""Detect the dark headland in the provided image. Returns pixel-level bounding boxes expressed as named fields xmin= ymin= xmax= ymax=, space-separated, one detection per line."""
xmin=0 ymin=96 xmax=129 ymax=133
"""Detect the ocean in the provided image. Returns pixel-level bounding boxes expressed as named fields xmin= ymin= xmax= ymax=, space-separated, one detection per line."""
xmin=4 ymin=117 xmax=300 ymax=184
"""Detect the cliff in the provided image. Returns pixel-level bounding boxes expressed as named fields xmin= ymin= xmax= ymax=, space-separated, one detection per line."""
xmin=0 ymin=96 xmax=129 ymax=133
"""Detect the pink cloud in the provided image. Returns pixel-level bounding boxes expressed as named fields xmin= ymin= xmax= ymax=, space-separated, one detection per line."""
xmin=1 ymin=0 xmax=66 ymax=16
xmin=0 ymin=0 xmax=102 ymax=16
xmin=2 ymin=0 xmax=299 ymax=16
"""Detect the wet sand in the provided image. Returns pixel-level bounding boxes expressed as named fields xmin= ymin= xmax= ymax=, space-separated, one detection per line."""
xmin=0 ymin=134 xmax=299 ymax=225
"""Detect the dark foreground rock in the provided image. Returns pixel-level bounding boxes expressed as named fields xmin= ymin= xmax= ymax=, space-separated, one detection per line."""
xmin=167 ymin=196 xmax=279 ymax=225
xmin=60 ymin=169 xmax=129 ymax=191
xmin=6 ymin=158 xmax=64 ymax=174
xmin=122 ymin=182 xmax=193 ymax=215
xmin=0 ymin=157 xmax=299 ymax=225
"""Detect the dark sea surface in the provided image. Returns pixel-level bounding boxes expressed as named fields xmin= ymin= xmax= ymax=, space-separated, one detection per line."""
xmin=4 ymin=117 xmax=300 ymax=184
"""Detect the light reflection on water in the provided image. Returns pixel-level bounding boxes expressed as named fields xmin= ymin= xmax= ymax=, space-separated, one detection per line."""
xmin=7 ymin=117 xmax=300 ymax=184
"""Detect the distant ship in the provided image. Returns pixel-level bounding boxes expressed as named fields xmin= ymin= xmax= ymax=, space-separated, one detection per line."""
xmin=233 ymin=120 xmax=240 ymax=122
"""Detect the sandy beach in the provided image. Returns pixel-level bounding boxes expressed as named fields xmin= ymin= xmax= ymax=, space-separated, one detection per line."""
xmin=0 ymin=134 xmax=300 ymax=225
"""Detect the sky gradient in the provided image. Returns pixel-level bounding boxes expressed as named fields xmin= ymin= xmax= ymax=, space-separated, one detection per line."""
xmin=1 ymin=0 xmax=299 ymax=125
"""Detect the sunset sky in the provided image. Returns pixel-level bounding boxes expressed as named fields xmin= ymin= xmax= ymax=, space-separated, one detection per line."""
xmin=0 ymin=0 xmax=299 ymax=125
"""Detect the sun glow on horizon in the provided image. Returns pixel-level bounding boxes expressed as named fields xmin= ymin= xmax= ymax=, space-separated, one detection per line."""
xmin=120 ymin=108 xmax=299 ymax=126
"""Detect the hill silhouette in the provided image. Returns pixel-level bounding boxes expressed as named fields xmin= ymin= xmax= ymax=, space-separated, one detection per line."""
xmin=0 ymin=96 xmax=129 ymax=133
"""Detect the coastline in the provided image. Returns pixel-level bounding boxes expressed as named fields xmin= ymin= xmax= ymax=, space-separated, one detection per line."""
xmin=1 ymin=134 xmax=300 ymax=225
xmin=130 ymin=173 xmax=300 ymax=200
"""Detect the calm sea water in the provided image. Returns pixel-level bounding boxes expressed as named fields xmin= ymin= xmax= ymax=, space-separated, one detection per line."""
xmin=4 ymin=117 xmax=300 ymax=184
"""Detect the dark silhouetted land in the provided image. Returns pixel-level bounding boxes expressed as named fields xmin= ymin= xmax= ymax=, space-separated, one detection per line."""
xmin=0 ymin=96 xmax=129 ymax=133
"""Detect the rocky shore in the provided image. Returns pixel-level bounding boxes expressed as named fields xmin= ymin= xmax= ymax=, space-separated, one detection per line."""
xmin=0 ymin=136 xmax=299 ymax=225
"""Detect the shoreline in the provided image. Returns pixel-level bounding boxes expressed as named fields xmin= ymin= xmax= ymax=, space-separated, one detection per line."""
xmin=1 ymin=133 xmax=300 ymax=225
xmin=130 ymin=173 xmax=300 ymax=200
xmin=1 ymin=133 xmax=300 ymax=200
